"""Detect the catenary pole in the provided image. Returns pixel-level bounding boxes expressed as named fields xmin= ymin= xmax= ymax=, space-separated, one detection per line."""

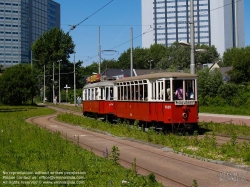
xmin=74 ymin=52 xmax=76 ymax=106
xmin=130 ymin=28 xmax=133 ymax=77
xmin=190 ymin=0 xmax=195 ymax=74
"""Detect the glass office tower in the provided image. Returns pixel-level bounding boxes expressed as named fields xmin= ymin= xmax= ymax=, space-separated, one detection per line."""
xmin=142 ymin=0 xmax=244 ymax=56
xmin=0 ymin=0 xmax=60 ymax=68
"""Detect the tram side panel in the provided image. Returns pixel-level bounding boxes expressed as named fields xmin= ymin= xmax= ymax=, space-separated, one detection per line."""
xmin=83 ymin=100 xmax=100 ymax=114
xmin=114 ymin=101 xmax=150 ymax=122
xmin=149 ymin=103 xmax=165 ymax=122
xmin=169 ymin=103 xmax=198 ymax=124
xmin=102 ymin=100 xmax=114 ymax=114
xmin=149 ymin=102 xmax=198 ymax=124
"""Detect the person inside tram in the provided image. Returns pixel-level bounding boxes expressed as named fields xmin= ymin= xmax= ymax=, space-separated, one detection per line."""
xmin=189 ymin=87 xmax=194 ymax=100
xmin=175 ymin=85 xmax=183 ymax=100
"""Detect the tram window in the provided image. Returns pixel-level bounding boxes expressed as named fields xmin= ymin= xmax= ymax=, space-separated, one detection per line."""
xmin=165 ymin=80 xmax=170 ymax=100
xmin=120 ymin=86 xmax=124 ymax=100
xmin=118 ymin=87 xmax=121 ymax=100
xmin=100 ymin=88 xmax=104 ymax=99
xmin=158 ymin=81 xmax=163 ymax=100
xmin=144 ymin=84 xmax=148 ymax=101
xmin=153 ymin=82 xmax=157 ymax=100
xmin=131 ymin=85 xmax=134 ymax=100
xmin=185 ymin=80 xmax=195 ymax=100
xmin=87 ymin=89 xmax=90 ymax=100
xmin=124 ymin=86 xmax=127 ymax=100
xmin=105 ymin=87 xmax=108 ymax=100
xmin=95 ymin=88 xmax=98 ymax=100
xmin=139 ymin=84 xmax=143 ymax=100
xmin=127 ymin=85 xmax=131 ymax=100
xmin=135 ymin=84 xmax=139 ymax=100
xmin=110 ymin=88 xmax=113 ymax=100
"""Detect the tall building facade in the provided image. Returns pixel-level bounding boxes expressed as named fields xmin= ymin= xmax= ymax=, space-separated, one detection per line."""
xmin=142 ymin=0 xmax=244 ymax=56
xmin=0 ymin=0 xmax=60 ymax=68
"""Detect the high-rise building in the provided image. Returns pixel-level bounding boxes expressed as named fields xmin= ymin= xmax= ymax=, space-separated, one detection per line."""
xmin=141 ymin=0 xmax=244 ymax=56
xmin=0 ymin=0 xmax=60 ymax=68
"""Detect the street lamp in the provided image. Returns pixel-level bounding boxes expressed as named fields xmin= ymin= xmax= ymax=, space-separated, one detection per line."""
xmin=57 ymin=59 xmax=62 ymax=104
xmin=74 ymin=52 xmax=76 ymax=107
xmin=43 ymin=65 xmax=46 ymax=103
xmin=52 ymin=61 xmax=55 ymax=103
xmin=148 ymin=60 xmax=153 ymax=69
xmin=178 ymin=40 xmax=207 ymax=72
xmin=190 ymin=0 xmax=195 ymax=74
xmin=195 ymin=49 xmax=207 ymax=53
xmin=64 ymin=84 xmax=71 ymax=103
xmin=178 ymin=0 xmax=195 ymax=74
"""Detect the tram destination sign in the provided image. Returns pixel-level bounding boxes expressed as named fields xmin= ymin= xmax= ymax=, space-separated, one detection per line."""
xmin=175 ymin=100 xmax=195 ymax=105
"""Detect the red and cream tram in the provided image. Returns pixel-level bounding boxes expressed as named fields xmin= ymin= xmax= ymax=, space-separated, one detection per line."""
xmin=82 ymin=74 xmax=114 ymax=120
xmin=82 ymin=72 xmax=198 ymax=131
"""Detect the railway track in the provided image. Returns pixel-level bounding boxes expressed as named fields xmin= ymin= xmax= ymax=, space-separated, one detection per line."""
xmin=26 ymin=105 xmax=250 ymax=186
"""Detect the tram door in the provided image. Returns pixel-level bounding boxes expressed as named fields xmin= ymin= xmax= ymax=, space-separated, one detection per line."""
xmin=150 ymin=80 xmax=164 ymax=121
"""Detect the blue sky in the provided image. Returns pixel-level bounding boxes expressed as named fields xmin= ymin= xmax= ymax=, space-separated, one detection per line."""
xmin=58 ymin=0 xmax=250 ymax=66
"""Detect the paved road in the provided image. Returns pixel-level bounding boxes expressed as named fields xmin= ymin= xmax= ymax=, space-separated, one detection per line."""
xmin=199 ymin=113 xmax=250 ymax=126
xmin=27 ymin=105 xmax=250 ymax=187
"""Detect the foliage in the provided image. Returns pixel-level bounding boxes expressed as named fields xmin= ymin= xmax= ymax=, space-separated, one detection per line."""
xmin=166 ymin=42 xmax=190 ymax=69
xmin=195 ymin=44 xmax=220 ymax=65
xmin=190 ymin=179 xmax=198 ymax=187
xmin=31 ymin=28 xmax=86 ymax=102
xmin=117 ymin=47 xmax=150 ymax=69
xmin=197 ymin=68 xmax=223 ymax=101
xmin=226 ymin=46 xmax=250 ymax=84
xmin=109 ymin=145 xmax=120 ymax=165
xmin=32 ymin=28 xmax=74 ymax=69
xmin=0 ymin=64 xmax=38 ymax=105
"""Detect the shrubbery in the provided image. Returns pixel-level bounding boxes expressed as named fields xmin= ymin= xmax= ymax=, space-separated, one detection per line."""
xmin=198 ymin=68 xmax=250 ymax=107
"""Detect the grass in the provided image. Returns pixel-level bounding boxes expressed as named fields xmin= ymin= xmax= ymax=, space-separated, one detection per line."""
xmin=57 ymin=113 xmax=250 ymax=165
xmin=199 ymin=122 xmax=250 ymax=137
xmin=199 ymin=105 xmax=250 ymax=116
xmin=0 ymin=106 xmax=163 ymax=187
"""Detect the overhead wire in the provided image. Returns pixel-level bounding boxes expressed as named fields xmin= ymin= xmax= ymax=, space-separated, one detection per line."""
xmin=67 ymin=0 xmax=114 ymax=33
xmin=73 ymin=0 xmax=242 ymax=64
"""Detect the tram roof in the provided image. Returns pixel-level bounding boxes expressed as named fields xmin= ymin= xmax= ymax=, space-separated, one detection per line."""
xmin=114 ymin=72 xmax=197 ymax=82
xmin=83 ymin=81 xmax=114 ymax=89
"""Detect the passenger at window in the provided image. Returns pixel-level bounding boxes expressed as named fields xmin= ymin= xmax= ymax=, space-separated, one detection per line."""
xmin=189 ymin=87 xmax=194 ymax=99
xmin=175 ymin=85 xmax=183 ymax=100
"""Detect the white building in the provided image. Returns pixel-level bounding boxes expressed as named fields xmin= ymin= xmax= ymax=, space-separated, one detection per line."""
xmin=141 ymin=0 xmax=245 ymax=56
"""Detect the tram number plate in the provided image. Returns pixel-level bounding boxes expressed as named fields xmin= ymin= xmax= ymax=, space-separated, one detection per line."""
xmin=175 ymin=100 xmax=195 ymax=105
xmin=165 ymin=105 xmax=171 ymax=109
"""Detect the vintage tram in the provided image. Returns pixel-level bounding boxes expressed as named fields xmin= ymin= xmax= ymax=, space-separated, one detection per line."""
xmin=82 ymin=72 xmax=198 ymax=131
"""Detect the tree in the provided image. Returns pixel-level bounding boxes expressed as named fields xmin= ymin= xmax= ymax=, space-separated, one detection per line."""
xmin=221 ymin=47 xmax=240 ymax=67
xmin=31 ymin=28 xmax=77 ymax=101
xmin=149 ymin=44 xmax=168 ymax=64
xmin=167 ymin=42 xmax=190 ymax=69
xmin=0 ymin=64 xmax=38 ymax=105
xmin=195 ymin=44 xmax=220 ymax=65
xmin=32 ymin=28 xmax=75 ymax=70
xmin=197 ymin=68 xmax=223 ymax=98
xmin=227 ymin=47 xmax=250 ymax=84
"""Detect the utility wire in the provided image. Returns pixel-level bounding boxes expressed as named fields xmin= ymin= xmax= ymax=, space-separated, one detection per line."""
xmin=68 ymin=0 xmax=114 ymax=33
xmin=81 ymin=0 xmax=242 ymax=63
